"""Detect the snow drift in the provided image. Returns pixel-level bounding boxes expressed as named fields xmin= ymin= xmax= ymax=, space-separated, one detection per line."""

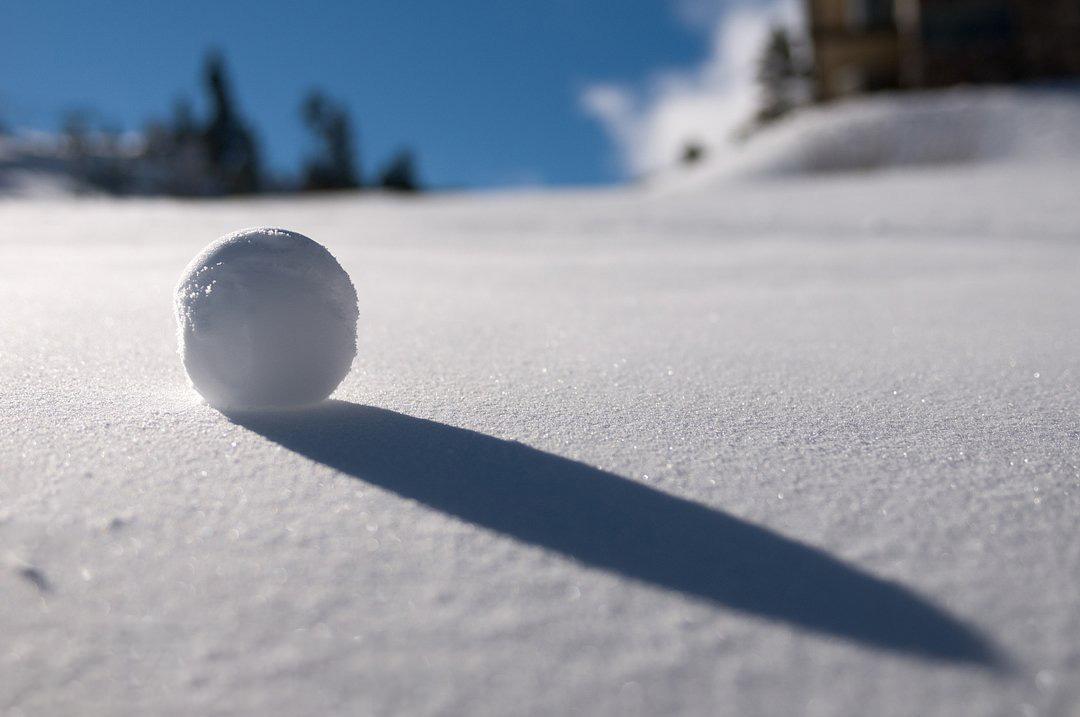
xmin=0 ymin=135 xmax=86 ymax=197
xmin=688 ymin=86 xmax=1080 ymax=180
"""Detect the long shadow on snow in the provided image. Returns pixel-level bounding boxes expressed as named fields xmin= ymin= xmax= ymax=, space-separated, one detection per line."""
xmin=233 ymin=400 xmax=1004 ymax=668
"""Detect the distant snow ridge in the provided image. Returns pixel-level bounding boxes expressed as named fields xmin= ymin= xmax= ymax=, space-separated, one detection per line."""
xmin=721 ymin=86 xmax=1080 ymax=177
xmin=0 ymin=134 xmax=87 ymax=198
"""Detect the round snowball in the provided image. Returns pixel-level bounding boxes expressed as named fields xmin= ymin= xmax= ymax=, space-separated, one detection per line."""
xmin=175 ymin=227 xmax=358 ymax=411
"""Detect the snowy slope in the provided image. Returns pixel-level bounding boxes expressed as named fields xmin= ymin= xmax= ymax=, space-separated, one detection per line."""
xmin=656 ymin=86 xmax=1080 ymax=189
xmin=2 ymin=161 xmax=1080 ymax=716
xmin=0 ymin=136 xmax=85 ymax=198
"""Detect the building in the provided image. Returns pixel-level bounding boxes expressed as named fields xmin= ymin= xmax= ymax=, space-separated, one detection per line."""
xmin=808 ymin=0 xmax=1080 ymax=100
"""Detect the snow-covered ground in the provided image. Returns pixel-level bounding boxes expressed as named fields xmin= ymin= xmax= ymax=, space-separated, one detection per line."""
xmin=3 ymin=101 xmax=1080 ymax=714
xmin=650 ymin=86 xmax=1080 ymax=189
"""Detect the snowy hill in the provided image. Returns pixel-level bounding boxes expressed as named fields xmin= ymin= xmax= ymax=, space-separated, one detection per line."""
xmin=659 ymin=85 xmax=1080 ymax=188
xmin=3 ymin=108 xmax=1080 ymax=714
xmin=0 ymin=135 xmax=86 ymax=197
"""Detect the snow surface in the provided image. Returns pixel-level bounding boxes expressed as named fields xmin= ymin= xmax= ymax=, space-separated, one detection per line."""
xmin=175 ymin=227 xmax=358 ymax=411
xmin=661 ymin=86 xmax=1080 ymax=187
xmin=3 ymin=163 xmax=1080 ymax=713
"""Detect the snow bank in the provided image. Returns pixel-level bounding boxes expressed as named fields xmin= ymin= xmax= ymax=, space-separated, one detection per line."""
xmin=0 ymin=135 xmax=86 ymax=197
xmin=706 ymin=86 xmax=1080 ymax=179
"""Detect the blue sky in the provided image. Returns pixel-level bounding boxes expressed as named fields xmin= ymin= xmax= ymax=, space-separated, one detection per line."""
xmin=0 ymin=1 xmax=734 ymax=188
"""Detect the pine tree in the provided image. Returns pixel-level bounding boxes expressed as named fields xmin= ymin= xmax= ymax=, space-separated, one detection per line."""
xmin=201 ymin=52 xmax=261 ymax=194
xmin=755 ymin=27 xmax=807 ymax=126
xmin=301 ymin=91 xmax=360 ymax=191
xmin=377 ymin=150 xmax=419 ymax=192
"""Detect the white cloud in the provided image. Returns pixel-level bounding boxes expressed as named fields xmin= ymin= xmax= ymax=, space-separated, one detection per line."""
xmin=581 ymin=0 xmax=802 ymax=177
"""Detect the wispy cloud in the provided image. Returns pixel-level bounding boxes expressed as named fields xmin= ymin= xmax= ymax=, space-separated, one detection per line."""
xmin=581 ymin=0 xmax=800 ymax=177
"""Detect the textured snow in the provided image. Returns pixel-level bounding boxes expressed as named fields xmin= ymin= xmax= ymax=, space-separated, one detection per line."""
xmin=175 ymin=227 xmax=358 ymax=410
xmin=2 ymin=162 xmax=1080 ymax=715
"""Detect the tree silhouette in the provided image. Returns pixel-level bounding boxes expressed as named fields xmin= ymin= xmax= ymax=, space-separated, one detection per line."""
xmin=377 ymin=149 xmax=420 ymax=192
xmin=172 ymin=98 xmax=198 ymax=144
xmin=301 ymin=90 xmax=360 ymax=191
xmin=755 ymin=27 xmax=809 ymax=126
xmin=61 ymin=110 xmax=92 ymax=190
xmin=201 ymin=52 xmax=261 ymax=194
xmin=158 ymin=97 xmax=215 ymax=196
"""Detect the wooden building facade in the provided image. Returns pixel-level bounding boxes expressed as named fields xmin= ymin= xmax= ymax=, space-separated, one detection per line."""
xmin=808 ymin=0 xmax=1080 ymax=100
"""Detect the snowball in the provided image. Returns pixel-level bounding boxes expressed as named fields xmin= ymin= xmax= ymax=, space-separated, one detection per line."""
xmin=175 ymin=227 xmax=358 ymax=411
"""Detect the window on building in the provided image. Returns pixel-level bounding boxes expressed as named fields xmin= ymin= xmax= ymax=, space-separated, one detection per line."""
xmin=921 ymin=0 xmax=1014 ymax=44
xmin=846 ymin=0 xmax=896 ymax=30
